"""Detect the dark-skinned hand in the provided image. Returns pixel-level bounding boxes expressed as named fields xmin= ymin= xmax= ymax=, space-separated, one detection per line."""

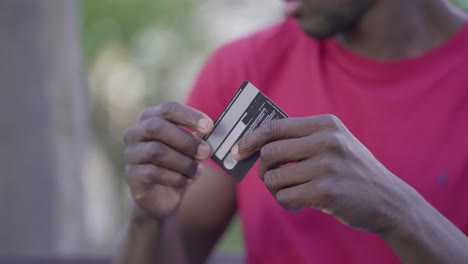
xmin=231 ymin=114 xmax=417 ymax=234
xmin=123 ymin=102 xmax=214 ymax=219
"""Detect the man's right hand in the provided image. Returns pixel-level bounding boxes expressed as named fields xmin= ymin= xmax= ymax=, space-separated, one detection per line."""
xmin=123 ymin=102 xmax=214 ymax=219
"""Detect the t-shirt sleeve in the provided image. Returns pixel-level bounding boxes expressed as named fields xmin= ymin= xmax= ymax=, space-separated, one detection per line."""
xmin=184 ymin=40 xmax=252 ymax=121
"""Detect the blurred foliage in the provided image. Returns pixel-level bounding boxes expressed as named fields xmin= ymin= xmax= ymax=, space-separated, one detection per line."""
xmin=80 ymin=0 xmax=204 ymax=186
xmin=81 ymin=0 xmax=199 ymax=63
xmin=453 ymin=0 xmax=468 ymax=8
xmin=216 ymin=216 xmax=243 ymax=252
xmin=81 ymin=0 xmax=468 ymax=65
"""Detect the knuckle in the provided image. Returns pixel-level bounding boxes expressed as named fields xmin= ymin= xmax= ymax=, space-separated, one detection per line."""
xmin=260 ymin=144 xmax=277 ymax=163
xmin=124 ymin=148 xmax=132 ymax=164
xmin=138 ymin=108 xmax=153 ymax=121
xmin=276 ymin=190 xmax=292 ymax=206
xmin=314 ymin=180 xmax=337 ymax=207
xmin=264 ymin=170 xmax=280 ymax=191
xmin=182 ymin=159 xmax=198 ymax=177
xmin=126 ymin=165 xmax=155 ymax=185
xmin=315 ymin=180 xmax=331 ymax=198
xmin=181 ymin=133 xmax=199 ymax=154
xmin=318 ymin=158 xmax=339 ymax=175
xmin=262 ymin=119 xmax=281 ymax=137
xmin=144 ymin=117 xmax=165 ymax=137
xmin=140 ymin=165 xmax=163 ymax=186
xmin=160 ymin=101 xmax=180 ymax=119
xmin=123 ymin=126 xmax=133 ymax=145
xmin=324 ymin=133 xmax=345 ymax=153
xmin=276 ymin=190 xmax=298 ymax=211
xmin=124 ymin=165 xmax=133 ymax=181
xmin=146 ymin=142 xmax=167 ymax=161
xmin=173 ymin=176 xmax=188 ymax=188
xmin=322 ymin=114 xmax=341 ymax=130
xmin=146 ymin=165 xmax=160 ymax=178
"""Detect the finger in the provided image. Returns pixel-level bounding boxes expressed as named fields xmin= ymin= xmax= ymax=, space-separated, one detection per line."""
xmin=138 ymin=101 xmax=214 ymax=135
xmin=125 ymin=141 xmax=200 ymax=177
xmin=125 ymin=164 xmax=189 ymax=188
xmin=275 ymin=179 xmax=335 ymax=213
xmin=262 ymin=156 xmax=339 ymax=193
xmin=192 ymin=131 xmax=204 ymax=138
xmin=256 ymin=137 xmax=317 ymax=179
xmin=124 ymin=117 xmax=210 ymax=160
xmin=232 ymin=115 xmax=342 ymax=160
xmin=256 ymin=132 xmax=346 ymax=178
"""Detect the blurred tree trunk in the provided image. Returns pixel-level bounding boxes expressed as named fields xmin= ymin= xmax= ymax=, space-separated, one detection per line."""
xmin=0 ymin=0 xmax=87 ymax=257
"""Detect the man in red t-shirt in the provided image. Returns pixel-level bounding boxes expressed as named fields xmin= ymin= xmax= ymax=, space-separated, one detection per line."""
xmin=117 ymin=0 xmax=468 ymax=263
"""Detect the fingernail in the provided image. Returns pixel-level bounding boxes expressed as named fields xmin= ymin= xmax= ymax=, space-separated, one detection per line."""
xmin=195 ymin=162 xmax=204 ymax=177
xmin=231 ymin=144 xmax=239 ymax=160
xmin=321 ymin=208 xmax=333 ymax=215
xmin=198 ymin=118 xmax=211 ymax=130
xmin=197 ymin=143 xmax=210 ymax=159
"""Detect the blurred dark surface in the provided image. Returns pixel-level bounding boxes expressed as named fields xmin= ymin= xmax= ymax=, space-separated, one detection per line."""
xmin=0 ymin=253 xmax=244 ymax=264
xmin=0 ymin=259 xmax=109 ymax=264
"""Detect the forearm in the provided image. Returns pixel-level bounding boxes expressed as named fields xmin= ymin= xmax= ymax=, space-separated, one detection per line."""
xmin=114 ymin=205 xmax=187 ymax=264
xmin=380 ymin=191 xmax=468 ymax=264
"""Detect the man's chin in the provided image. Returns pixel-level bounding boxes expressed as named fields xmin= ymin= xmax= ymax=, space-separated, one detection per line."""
xmin=298 ymin=20 xmax=337 ymax=40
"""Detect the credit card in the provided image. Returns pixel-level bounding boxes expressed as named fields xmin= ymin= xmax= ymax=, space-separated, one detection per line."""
xmin=203 ymin=81 xmax=288 ymax=182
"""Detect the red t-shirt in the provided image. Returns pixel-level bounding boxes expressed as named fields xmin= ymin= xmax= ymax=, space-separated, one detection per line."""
xmin=186 ymin=18 xmax=468 ymax=263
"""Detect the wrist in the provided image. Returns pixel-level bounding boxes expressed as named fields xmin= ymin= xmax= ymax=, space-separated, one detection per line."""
xmin=378 ymin=183 xmax=424 ymax=240
xmin=372 ymin=171 xmax=423 ymax=237
xmin=129 ymin=201 xmax=179 ymax=229
xmin=129 ymin=202 xmax=160 ymax=227
xmin=377 ymin=182 xmax=468 ymax=263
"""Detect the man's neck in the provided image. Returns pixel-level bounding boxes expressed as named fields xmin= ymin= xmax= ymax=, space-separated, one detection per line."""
xmin=336 ymin=0 xmax=468 ymax=61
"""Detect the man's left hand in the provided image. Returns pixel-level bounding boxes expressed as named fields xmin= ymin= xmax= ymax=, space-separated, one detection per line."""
xmin=232 ymin=114 xmax=418 ymax=234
